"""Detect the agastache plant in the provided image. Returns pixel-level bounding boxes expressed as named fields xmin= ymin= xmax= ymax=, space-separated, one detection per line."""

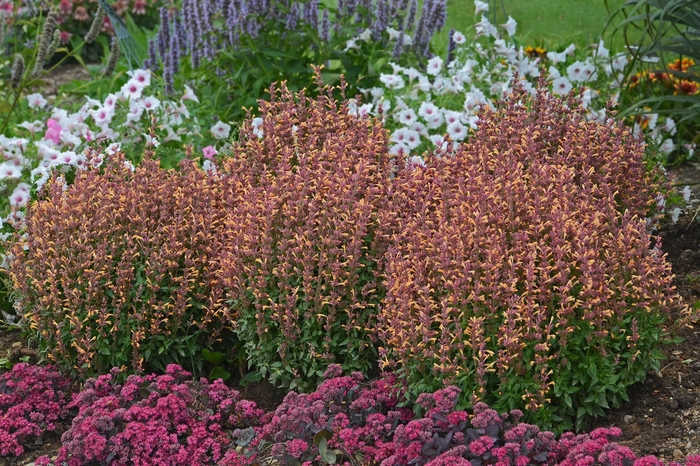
xmin=8 ymin=150 xmax=235 ymax=378
xmin=215 ymin=71 xmax=394 ymax=391
xmin=375 ymin=80 xmax=686 ymax=432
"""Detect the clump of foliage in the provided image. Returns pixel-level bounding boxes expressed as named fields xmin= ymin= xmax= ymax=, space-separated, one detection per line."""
xmin=39 ymin=364 xmax=267 ymax=465
xmin=606 ymin=0 xmax=700 ymax=163
xmin=147 ymin=0 xmax=446 ymax=121
xmin=0 ymin=363 xmax=72 ymax=457
xmin=8 ymin=150 xmax=234 ymax=378
xmin=376 ymin=83 xmax=684 ymax=432
xmin=216 ymin=73 xmax=394 ymax=390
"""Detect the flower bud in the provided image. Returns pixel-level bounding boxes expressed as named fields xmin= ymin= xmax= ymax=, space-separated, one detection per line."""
xmin=11 ymin=54 xmax=25 ymax=88
xmin=32 ymin=8 xmax=58 ymax=78
xmin=102 ymin=37 xmax=120 ymax=77
xmin=85 ymin=6 xmax=106 ymax=43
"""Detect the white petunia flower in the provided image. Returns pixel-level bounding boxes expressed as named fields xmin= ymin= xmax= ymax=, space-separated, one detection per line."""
xmin=388 ymin=143 xmax=410 ymax=156
xmin=611 ymin=53 xmax=628 ymax=72
xmin=658 ymin=139 xmax=675 ymax=155
xmin=403 ymin=67 xmax=423 ymax=81
xmin=345 ymin=39 xmax=360 ymax=51
xmin=566 ymin=61 xmax=589 ymax=82
xmin=121 ymin=80 xmax=144 ymax=100
xmin=357 ymin=29 xmax=372 ymax=42
xmin=426 ymin=56 xmax=444 ymax=76
xmin=385 ymin=27 xmax=400 ymax=40
xmin=500 ymin=16 xmax=517 ymax=36
xmin=682 ymin=186 xmax=692 ymax=202
xmin=551 ymin=76 xmax=573 ymax=95
xmin=452 ymin=31 xmax=466 ymax=45
xmin=17 ymin=120 xmax=44 ymax=136
xmin=141 ymin=96 xmax=161 ymax=112
xmin=211 ymin=121 xmax=232 ymax=140
xmin=142 ymin=134 xmax=161 ymax=147
xmin=202 ymin=159 xmax=217 ymax=175
xmin=446 ymin=121 xmax=468 ymax=141
xmin=9 ymin=186 xmax=30 ymax=208
xmin=670 ymin=207 xmax=681 ymax=224
xmin=418 ymin=101 xmax=441 ymax=120
xmin=443 ymin=110 xmax=462 ymax=126
xmin=396 ymin=108 xmax=418 ymax=125
xmin=57 ymin=151 xmax=78 ymax=165
xmin=595 ymin=40 xmax=609 ymax=59
xmin=379 ymin=74 xmax=405 ymax=89
xmin=91 ymin=107 xmax=115 ymax=127
xmin=429 ymin=134 xmax=448 ymax=152
xmin=27 ymin=93 xmax=47 ymax=109
xmin=358 ymin=103 xmax=373 ymax=117
xmin=370 ymin=87 xmax=385 ymax=100
xmin=0 ymin=163 xmax=22 ymax=180
xmin=403 ymin=129 xmax=421 ymax=150
xmin=475 ymin=15 xmax=498 ymax=39
xmin=127 ymin=69 xmax=151 ymax=88
xmin=408 ymin=155 xmax=425 ymax=166
xmin=658 ymin=117 xmax=677 ymax=135
xmin=181 ymin=85 xmax=200 ymax=103
xmin=474 ymin=0 xmax=489 ymax=15
xmin=409 ymin=122 xmax=429 ymax=137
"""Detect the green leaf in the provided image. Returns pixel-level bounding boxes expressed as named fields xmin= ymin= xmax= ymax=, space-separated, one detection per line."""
xmin=209 ymin=366 xmax=231 ymax=382
xmin=313 ymin=430 xmax=333 ymax=447
xmin=240 ymin=370 xmax=263 ymax=386
xmin=201 ymin=349 xmax=226 ymax=365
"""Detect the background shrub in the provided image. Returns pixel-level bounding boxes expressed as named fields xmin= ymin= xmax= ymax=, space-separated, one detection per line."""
xmin=9 ymin=150 xmax=233 ymax=378
xmin=217 ymin=76 xmax=394 ymax=390
xmin=376 ymin=84 xmax=682 ymax=432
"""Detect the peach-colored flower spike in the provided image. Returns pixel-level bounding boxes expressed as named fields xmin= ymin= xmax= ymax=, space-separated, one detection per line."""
xmin=215 ymin=70 xmax=396 ymax=389
xmin=10 ymin=149 xmax=234 ymax=377
xmin=377 ymin=82 xmax=686 ymax=416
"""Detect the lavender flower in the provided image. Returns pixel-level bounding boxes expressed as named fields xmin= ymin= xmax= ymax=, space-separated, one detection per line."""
xmin=144 ymin=38 xmax=158 ymax=70
xmin=446 ymin=27 xmax=456 ymax=64
xmin=392 ymin=28 xmax=405 ymax=59
xmin=320 ymin=9 xmax=330 ymax=42
xmin=406 ymin=0 xmax=417 ymax=32
xmin=157 ymin=5 xmax=171 ymax=63
xmin=164 ymin=34 xmax=177 ymax=95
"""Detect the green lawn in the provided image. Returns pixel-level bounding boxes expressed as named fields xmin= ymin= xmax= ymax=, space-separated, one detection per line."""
xmin=433 ymin=0 xmax=638 ymax=56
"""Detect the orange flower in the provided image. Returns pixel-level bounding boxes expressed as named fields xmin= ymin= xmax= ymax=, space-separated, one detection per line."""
xmin=524 ymin=46 xmax=546 ymax=58
xmin=668 ymin=58 xmax=695 ymax=72
xmin=675 ymin=79 xmax=699 ymax=95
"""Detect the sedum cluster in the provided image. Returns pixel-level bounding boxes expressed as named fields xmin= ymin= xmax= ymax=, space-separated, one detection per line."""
xmin=10 ymin=363 xmax=699 ymax=465
xmin=44 ymin=364 xmax=267 ymax=466
xmin=0 ymin=363 xmax=72 ymax=457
